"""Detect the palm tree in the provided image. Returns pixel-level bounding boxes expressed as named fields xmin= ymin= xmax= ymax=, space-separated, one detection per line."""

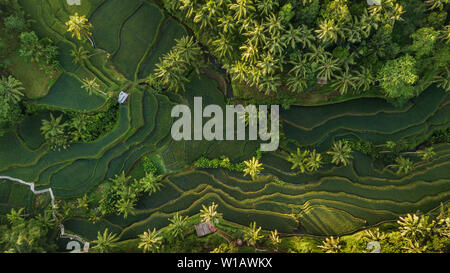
xmin=306 ymin=150 xmax=323 ymax=172
xmin=315 ymin=19 xmax=339 ymax=43
xmin=425 ymin=0 xmax=447 ymax=11
xmin=269 ymin=229 xmax=281 ymax=249
xmin=317 ymin=56 xmax=341 ymax=81
xmin=70 ymin=114 xmax=89 ymax=142
xmin=218 ymin=15 xmax=235 ymax=33
xmin=200 ymin=202 xmax=223 ymax=224
xmin=40 ymin=114 xmax=68 ymax=150
xmin=229 ymin=0 xmax=255 ymax=20
xmin=265 ymin=36 xmax=286 ymax=57
xmin=354 ymin=66 xmax=374 ymax=92
xmin=6 ymin=208 xmax=24 ymax=225
xmin=298 ymin=25 xmax=316 ymax=49
xmin=397 ymin=214 xmax=421 ymax=239
xmin=139 ymin=173 xmax=163 ymax=195
xmin=65 ymin=13 xmax=93 ymax=44
xmin=243 ymin=157 xmax=263 ymax=181
xmin=115 ymin=197 xmax=135 ymax=219
xmin=243 ymin=222 xmax=263 ymax=247
xmin=364 ymin=228 xmax=386 ymax=242
xmin=265 ymin=13 xmax=284 ymax=36
xmin=433 ymin=66 xmax=450 ymax=91
xmin=331 ymin=69 xmax=357 ymax=95
xmin=389 ymin=156 xmax=414 ymax=175
xmin=282 ymin=24 xmax=302 ymax=49
xmin=168 ymin=213 xmax=189 ymax=239
xmin=244 ymin=21 xmax=266 ymax=47
xmin=138 ymin=228 xmax=163 ymax=253
xmin=287 ymin=73 xmax=308 ymax=93
xmin=230 ymin=61 xmax=249 ymax=82
xmin=305 ymin=44 xmax=331 ymax=63
xmin=81 ymin=78 xmax=105 ymax=96
xmin=0 ymin=76 xmax=24 ymax=104
xmin=257 ymin=74 xmax=281 ymax=95
xmin=211 ymin=34 xmax=234 ymax=60
xmin=92 ymin=228 xmax=118 ymax=253
xmin=318 ymin=236 xmax=342 ymax=253
xmin=240 ymin=41 xmax=259 ymax=64
xmin=417 ymin=147 xmax=436 ymax=161
xmin=403 ymin=238 xmax=428 ymax=253
xmin=327 ymin=140 xmax=353 ymax=166
xmin=179 ymin=0 xmax=195 ymax=19
xmin=257 ymin=0 xmax=278 ymax=15
xmin=70 ymin=46 xmax=89 ymax=65
xmin=287 ymin=148 xmax=309 ymax=173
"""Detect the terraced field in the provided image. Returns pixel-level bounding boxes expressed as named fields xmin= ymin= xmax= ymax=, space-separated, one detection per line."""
xmin=0 ymin=0 xmax=448 ymax=243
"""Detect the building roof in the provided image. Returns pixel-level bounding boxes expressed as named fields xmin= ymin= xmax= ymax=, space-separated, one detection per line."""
xmin=118 ymin=91 xmax=129 ymax=104
xmin=194 ymin=222 xmax=217 ymax=237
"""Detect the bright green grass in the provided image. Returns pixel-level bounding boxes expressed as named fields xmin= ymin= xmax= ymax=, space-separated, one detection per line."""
xmin=37 ymin=73 xmax=106 ymax=111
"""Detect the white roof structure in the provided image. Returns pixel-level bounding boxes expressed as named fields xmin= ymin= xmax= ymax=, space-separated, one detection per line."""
xmin=118 ymin=91 xmax=129 ymax=104
xmin=367 ymin=0 xmax=381 ymax=5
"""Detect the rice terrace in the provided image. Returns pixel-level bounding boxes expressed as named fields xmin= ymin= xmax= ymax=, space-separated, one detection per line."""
xmin=0 ymin=0 xmax=449 ymax=254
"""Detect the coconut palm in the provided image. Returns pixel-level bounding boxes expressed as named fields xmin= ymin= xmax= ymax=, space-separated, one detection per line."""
xmin=138 ymin=228 xmax=163 ymax=253
xmin=265 ymin=36 xmax=286 ymax=56
xmin=115 ymin=197 xmax=135 ymax=219
xmin=211 ymin=34 xmax=234 ymax=60
xmin=397 ymin=214 xmax=422 ymax=239
xmin=0 ymin=76 xmax=24 ymax=104
xmin=218 ymin=15 xmax=235 ymax=33
xmin=315 ymin=19 xmax=339 ymax=43
xmin=240 ymin=41 xmax=259 ymax=64
xmin=179 ymin=0 xmax=195 ymax=18
xmin=81 ymin=78 xmax=106 ymax=96
xmin=327 ymin=140 xmax=353 ymax=166
xmin=282 ymin=24 xmax=302 ymax=49
xmin=287 ymin=148 xmax=309 ymax=173
xmin=6 ymin=208 xmax=24 ymax=225
xmin=389 ymin=156 xmax=414 ymax=175
xmin=433 ymin=66 xmax=450 ymax=91
xmin=244 ymin=21 xmax=266 ymax=47
xmin=265 ymin=13 xmax=284 ymax=36
xmin=269 ymin=229 xmax=281 ymax=249
xmin=139 ymin=173 xmax=163 ymax=195
xmin=257 ymin=0 xmax=278 ymax=15
xmin=243 ymin=157 xmax=263 ymax=181
xmin=243 ymin=222 xmax=263 ymax=247
xmin=364 ymin=228 xmax=386 ymax=241
xmin=317 ymin=56 xmax=341 ymax=81
xmin=92 ymin=228 xmax=118 ymax=253
xmin=41 ymin=113 xmax=69 ymax=150
xmin=417 ymin=147 xmax=436 ymax=161
xmin=425 ymin=0 xmax=448 ymax=11
xmin=354 ymin=66 xmax=374 ymax=92
xmin=305 ymin=44 xmax=331 ymax=63
xmin=287 ymin=73 xmax=308 ymax=94
xmin=229 ymin=0 xmax=255 ymax=20
xmin=65 ymin=13 xmax=93 ymax=43
xmin=306 ymin=150 xmax=323 ymax=172
xmin=298 ymin=25 xmax=316 ymax=49
xmin=168 ymin=212 xmax=189 ymax=239
xmin=318 ymin=236 xmax=342 ymax=253
xmin=403 ymin=239 xmax=428 ymax=253
xmin=331 ymin=69 xmax=357 ymax=95
xmin=200 ymin=202 xmax=223 ymax=224
xmin=257 ymin=74 xmax=281 ymax=95
xmin=70 ymin=46 xmax=89 ymax=65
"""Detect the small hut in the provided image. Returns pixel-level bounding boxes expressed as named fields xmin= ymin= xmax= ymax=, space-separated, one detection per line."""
xmin=367 ymin=0 xmax=381 ymax=5
xmin=118 ymin=91 xmax=129 ymax=104
xmin=317 ymin=76 xmax=328 ymax=86
xmin=194 ymin=222 xmax=217 ymax=237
